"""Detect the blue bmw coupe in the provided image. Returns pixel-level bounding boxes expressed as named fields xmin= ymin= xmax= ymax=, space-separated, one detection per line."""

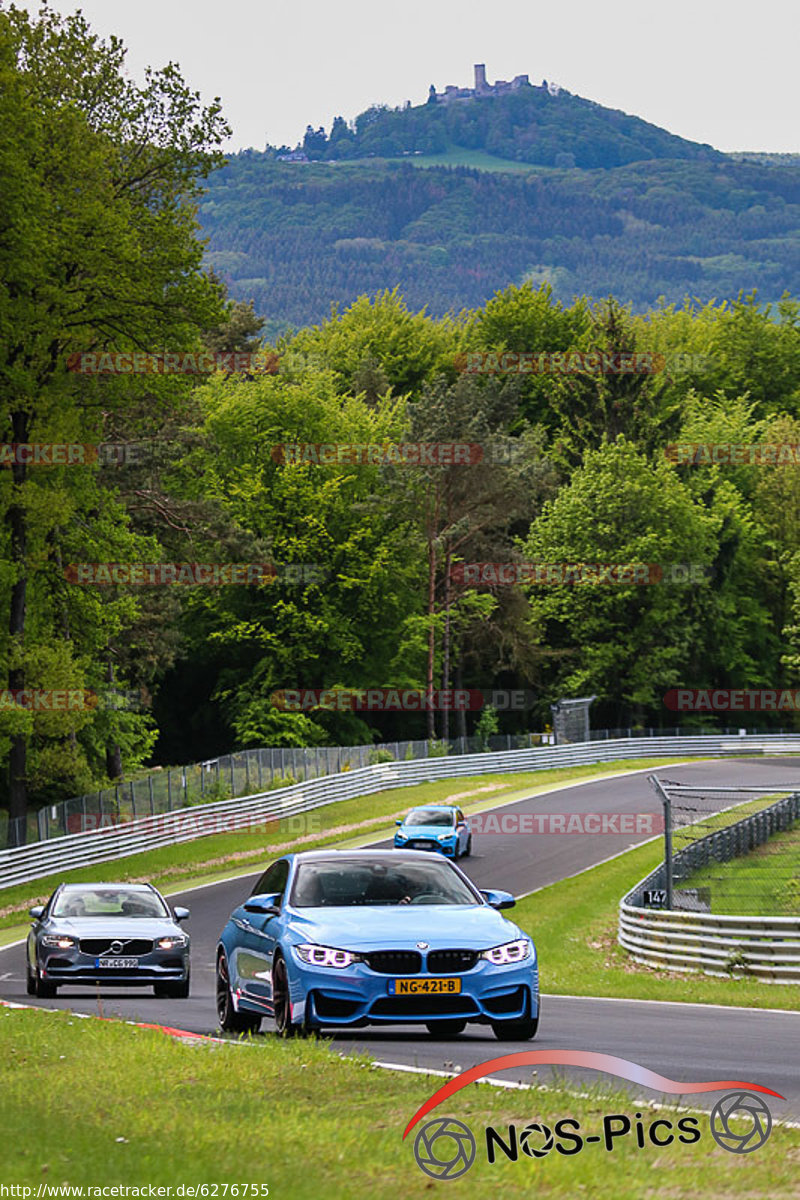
xmin=216 ymin=849 xmax=539 ymax=1039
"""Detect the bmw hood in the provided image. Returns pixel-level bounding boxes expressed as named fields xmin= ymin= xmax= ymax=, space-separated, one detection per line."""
xmin=286 ymin=904 xmax=525 ymax=951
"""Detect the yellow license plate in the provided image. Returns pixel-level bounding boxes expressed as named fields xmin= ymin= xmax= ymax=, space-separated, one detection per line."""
xmin=390 ymin=977 xmax=462 ymax=995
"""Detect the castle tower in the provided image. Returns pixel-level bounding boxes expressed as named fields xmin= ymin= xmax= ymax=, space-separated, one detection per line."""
xmin=474 ymin=63 xmax=487 ymax=94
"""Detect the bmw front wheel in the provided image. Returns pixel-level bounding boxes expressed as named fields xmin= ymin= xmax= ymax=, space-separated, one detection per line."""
xmin=272 ymin=953 xmax=310 ymax=1038
xmin=425 ymin=1019 xmax=466 ymax=1037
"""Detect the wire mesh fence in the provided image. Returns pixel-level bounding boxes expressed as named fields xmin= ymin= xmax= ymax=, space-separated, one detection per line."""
xmin=0 ymin=731 xmax=550 ymax=847
xmin=2 ymin=724 xmax=797 ymax=848
xmin=645 ymin=780 xmax=800 ymax=915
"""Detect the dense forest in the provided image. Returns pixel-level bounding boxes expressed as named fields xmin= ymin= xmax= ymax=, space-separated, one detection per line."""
xmin=4 ymin=7 xmax=800 ymax=839
xmin=202 ymin=154 xmax=800 ymax=331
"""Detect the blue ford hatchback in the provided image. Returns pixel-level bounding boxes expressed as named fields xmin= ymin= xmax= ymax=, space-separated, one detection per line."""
xmin=393 ymin=804 xmax=471 ymax=858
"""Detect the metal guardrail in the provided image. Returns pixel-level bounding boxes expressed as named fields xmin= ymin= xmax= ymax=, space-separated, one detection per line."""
xmin=3 ymin=733 xmax=800 ymax=892
xmin=12 ymin=723 xmax=795 ymax=849
xmin=619 ymin=791 xmax=800 ymax=983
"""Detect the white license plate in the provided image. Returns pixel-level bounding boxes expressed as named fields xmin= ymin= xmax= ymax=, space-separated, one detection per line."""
xmin=96 ymin=957 xmax=139 ymax=969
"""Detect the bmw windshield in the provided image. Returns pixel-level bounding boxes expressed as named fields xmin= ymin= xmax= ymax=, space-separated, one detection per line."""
xmin=290 ymin=858 xmax=480 ymax=906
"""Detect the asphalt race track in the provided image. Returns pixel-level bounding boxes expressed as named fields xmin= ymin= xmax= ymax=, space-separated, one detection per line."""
xmin=3 ymin=758 xmax=800 ymax=1117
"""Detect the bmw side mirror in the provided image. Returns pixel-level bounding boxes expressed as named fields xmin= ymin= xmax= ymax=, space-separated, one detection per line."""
xmin=244 ymin=892 xmax=281 ymax=916
xmin=29 ymin=905 xmax=44 ymax=920
xmin=481 ymin=889 xmax=515 ymax=910
xmin=173 ymin=906 xmax=190 ymax=922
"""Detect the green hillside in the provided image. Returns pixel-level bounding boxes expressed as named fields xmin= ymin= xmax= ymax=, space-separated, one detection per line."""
xmin=279 ymin=85 xmax=722 ymax=170
xmin=201 ymin=153 xmax=800 ymax=331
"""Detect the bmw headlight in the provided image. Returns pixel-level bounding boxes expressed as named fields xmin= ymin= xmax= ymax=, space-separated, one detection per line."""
xmin=42 ymin=935 xmax=77 ymax=949
xmin=294 ymin=943 xmax=362 ymax=968
xmin=480 ymin=938 xmax=532 ymax=965
xmin=156 ymin=935 xmax=188 ymax=949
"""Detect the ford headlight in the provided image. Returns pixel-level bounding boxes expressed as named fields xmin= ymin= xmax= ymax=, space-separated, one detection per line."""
xmin=436 ymin=832 xmax=453 ymax=841
xmin=480 ymin=938 xmax=532 ymax=965
xmin=294 ymin=943 xmax=362 ymax=968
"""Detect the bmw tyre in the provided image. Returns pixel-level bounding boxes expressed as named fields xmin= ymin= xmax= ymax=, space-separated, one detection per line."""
xmin=425 ymin=1019 xmax=467 ymax=1037
xmin=491 ymin=997 xmax=539 ymax=1041
xmin=216 ymin=952 xmax=261 ymax=1034
xmin=272 ymin=953 xmax=312 ymax=1038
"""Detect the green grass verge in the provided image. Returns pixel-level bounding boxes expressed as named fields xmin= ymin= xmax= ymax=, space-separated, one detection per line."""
xmin=2 ymin=1007 xmax=797 ymax=1196
xmin=679 ymin=820 xmax=800 ymax=915
xmin=0 ymin=758 xmax=704 ymax=942
xmin=514 ymin=796 xmax=800 ymax=1010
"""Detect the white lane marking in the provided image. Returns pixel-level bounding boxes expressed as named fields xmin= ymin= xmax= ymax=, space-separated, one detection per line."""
xmin=542 ymin=992 xmax=800 ymax=1017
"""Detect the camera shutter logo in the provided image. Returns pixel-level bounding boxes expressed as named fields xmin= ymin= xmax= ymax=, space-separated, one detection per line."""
xmin=413 ymin=1117 xmax=476 ymax=1179
xmin=710 ymin=1091 xmax=772 ymax=1153
xmin=520 ymin=1122 xmax=555 ymax=1158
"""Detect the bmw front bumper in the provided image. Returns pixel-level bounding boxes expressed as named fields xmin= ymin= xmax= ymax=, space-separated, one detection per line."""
xmin=285 ymin=953 xmax=539 ymax=1028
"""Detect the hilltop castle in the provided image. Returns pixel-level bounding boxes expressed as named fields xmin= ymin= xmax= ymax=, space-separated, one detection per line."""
xmin=429 ymin=64 xmax=560 ymax=105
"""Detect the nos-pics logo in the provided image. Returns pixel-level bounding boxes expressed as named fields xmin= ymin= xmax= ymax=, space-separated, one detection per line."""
xmin=404 ymin=1051 xmax=781 ymax=1180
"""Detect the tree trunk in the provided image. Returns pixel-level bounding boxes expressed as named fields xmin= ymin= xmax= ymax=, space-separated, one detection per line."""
xmin=104 ymin=659 xmax=123 ymax=780
xmin=441 ymin=543 xmax=452 ymax=743
xmin=7 ymin=409 xmax=29 ymax=846
xmin=455 ymin=655 xmax=468 ymax=741
xmin=426 ymin=493 xmax=439 ymax=741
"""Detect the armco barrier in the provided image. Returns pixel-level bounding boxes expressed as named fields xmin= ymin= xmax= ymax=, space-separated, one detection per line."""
xmin=619 ymin=790 xmax=800 ymax=983
xmin=3 ymin=733 xmax=800 ymax=891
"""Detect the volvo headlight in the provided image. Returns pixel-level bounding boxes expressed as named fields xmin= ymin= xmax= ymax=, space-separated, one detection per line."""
xmin=294 ymin=943 xmax=362 ymax=968
xmin=42 ymin=935 xmax=77 ymax=949
xmin=157 ymin=935 xmax=188 ymax=949
xmin=480 ymin=938 xmax=532 ymax=965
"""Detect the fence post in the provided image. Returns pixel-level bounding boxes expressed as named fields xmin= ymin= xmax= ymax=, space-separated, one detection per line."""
xmin=649 ymin=776 xmax=673 ymax=910
xmin=167 ymin=771 xmax=172 ymax=811
xmin=149 ymin=775 xmax=155 ymax=816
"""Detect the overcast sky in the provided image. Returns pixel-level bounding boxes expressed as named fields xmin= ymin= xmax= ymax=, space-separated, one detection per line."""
xmin=12 ymin=0 xmax=800 ymax=153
